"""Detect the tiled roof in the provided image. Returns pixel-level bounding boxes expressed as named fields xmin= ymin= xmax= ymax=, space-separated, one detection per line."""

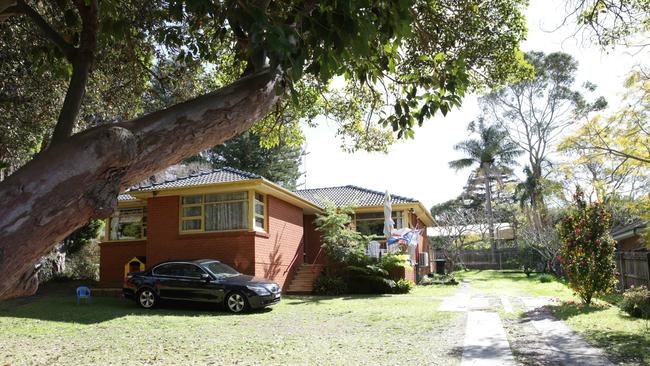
xmin=118 ymin=193 xmax=138 ymax=201
xmin=611 ymin=220 xmax=647 ymax=238
xmin=118 ymin=167 xmax=261 ymax=200
xmin=294 ymin=185 xmax=417 ymax=208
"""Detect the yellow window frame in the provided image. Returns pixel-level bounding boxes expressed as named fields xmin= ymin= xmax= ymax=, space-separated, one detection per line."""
xmin=179 ymin=192 xmax=252 ymax=233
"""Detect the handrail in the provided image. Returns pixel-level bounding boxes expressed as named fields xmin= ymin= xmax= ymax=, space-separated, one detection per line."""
xmin=283 ymin=239 xmax=304 ymax=275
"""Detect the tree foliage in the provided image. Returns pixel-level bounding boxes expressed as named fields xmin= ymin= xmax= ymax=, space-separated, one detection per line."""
xmin=0 ymin=0 xmax=531 ymax=299
xmin=481 ymin=51 xmax=606 ymax=222
xmin=313 ymin=204 xmax=367 ymax=264
xmin=566 ymin=0 xmax=650 ymax=47
xmin=557 ymin=187 xmax=617 ymax=305
xmin=449 ymin=118 xmax=522 ymax=259
xmin=0 ymin=0 xmax=531 ymax=168
xmin=193 ymin=130 xmax=304 ymax=190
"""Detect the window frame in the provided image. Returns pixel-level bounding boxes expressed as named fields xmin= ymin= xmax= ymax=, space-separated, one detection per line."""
xmin=253 ymin=192 xmax=267 ymax=232
xmin=107 ymin=206 xmax=147 ymax=241
xmin=152 ymin=262 xmax=208 ymax=279
xmin=354 ymin=210 xmax=404 ymax=237
xmin=179 ymin=191 xmax=265 ymax=234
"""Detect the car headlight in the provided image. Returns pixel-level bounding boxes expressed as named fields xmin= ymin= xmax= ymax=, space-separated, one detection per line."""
xmin=247 ymin=285 xmax=271 ymax=296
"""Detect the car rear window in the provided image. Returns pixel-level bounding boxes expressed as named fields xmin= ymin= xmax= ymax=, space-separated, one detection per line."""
xmin=154 ymin=263 xmax=205 ymax=278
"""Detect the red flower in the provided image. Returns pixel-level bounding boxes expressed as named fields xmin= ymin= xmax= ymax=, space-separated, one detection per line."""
xmin=575 ymin=228 xmax=581 ymax=235
xmin=556 ymin=255 xmax=562 ymax=261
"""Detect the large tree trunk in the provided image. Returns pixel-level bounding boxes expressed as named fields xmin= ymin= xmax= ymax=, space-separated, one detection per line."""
xmin=0 ymin=70 xmax=280 ymax=299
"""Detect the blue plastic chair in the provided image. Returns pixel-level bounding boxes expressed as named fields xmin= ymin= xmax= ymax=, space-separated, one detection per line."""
xmin=76 ymin=286 xmax=91 ymax=305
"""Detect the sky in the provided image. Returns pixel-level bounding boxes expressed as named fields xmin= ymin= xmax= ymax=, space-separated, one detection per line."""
xmin=298 ymin=0 xmax=641 ymax=209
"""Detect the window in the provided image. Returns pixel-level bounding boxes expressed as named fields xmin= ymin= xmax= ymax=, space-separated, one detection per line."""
xmin=254 ymin=193 xmax=265 ymax=231
xmin=153 ymin=263 xmax=205 ymax=278
xmin=109 ymin=207 xmax=146 ymax=240
xmin=355 ymin=211 xmax=404 ymax=236
xmin=180 ymin=192 xmax=250 ymax=232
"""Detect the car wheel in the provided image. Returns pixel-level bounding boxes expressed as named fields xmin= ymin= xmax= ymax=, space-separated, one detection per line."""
xmin=137 ymin=288 xmax=157 ymax=309
xmin=225 ymin=292 xmax=248 ymax=313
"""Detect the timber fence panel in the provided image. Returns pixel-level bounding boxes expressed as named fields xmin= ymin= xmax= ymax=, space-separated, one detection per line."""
xmin=616 ymin=251 xmax=650 ymax=290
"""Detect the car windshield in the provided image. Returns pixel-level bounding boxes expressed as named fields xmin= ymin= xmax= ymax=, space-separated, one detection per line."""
xmin=203 ymin=261 xmax=240 ymax=277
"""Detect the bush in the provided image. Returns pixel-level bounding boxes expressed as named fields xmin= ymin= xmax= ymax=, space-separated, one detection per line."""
xmin=346 ymin=275 xmax=396 ymax=294
xmin=557 ymin=187 xmax=617 ymax=304
xmin=419 ymin=273 xmax=458 ymax=286
xmin=394 ymin=279 xmax=415 ymax=294
xmin=538 ymin=274 xmax=554 ymax=283
xmin=313 ymin=276 xmax=348 ymax=295
xmin=620 ymin=286 xmax=650 ymax=319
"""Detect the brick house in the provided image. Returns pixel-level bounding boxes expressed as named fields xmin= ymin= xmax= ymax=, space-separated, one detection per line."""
xmin=612 ymin=220 xmax=648 ymax=251
xmin=99 ymin=167 xmax=434 ymax=292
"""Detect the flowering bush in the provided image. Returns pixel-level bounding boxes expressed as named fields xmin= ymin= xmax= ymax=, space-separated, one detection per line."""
xmin=557 ymin=187 xmax=617 ymax=305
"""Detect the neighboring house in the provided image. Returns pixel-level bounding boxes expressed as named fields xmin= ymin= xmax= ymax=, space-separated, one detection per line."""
xmin=612 ymin=220 xmax=648 ymax=251
xmin=99 ymin=167 xmax=434 ymax=292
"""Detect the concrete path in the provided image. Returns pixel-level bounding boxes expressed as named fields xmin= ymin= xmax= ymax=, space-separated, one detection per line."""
xmin=439 ymin=282 xmax=614 ymax=365
xmin=524 ymin=307 xmax=615 ymax=366
xmin=461 ymin=311 xmax=517 ymax=366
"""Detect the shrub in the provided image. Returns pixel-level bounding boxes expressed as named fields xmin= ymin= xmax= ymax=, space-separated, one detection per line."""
xmin=418 ymin=274 xmax=458 ymax=286
xmin=65 ymin=242 xmax=100 ymax=281
xmin=345 ymin=264 xmax=396 ymax=294
xmin=379 ymin=253 xmax=411 ymax=273
xmin=313 ymin=276 xmax=348 ymax=295
xmin=538 ymin=274 xmax=554 ymax=283
xmin=620 ymin=286 xmax=650 ymax=319
xmin=557 ymin=187 xmax=617 ymax=305
xmin=346 ymin=275 xmax=396 ymax=294
xmin=419 ymin=276 xmax=434 ymax=286
xmin=394 ymin=279 xmax=415 ymax=294
xmin=314 ymin=205 xmax=368 ymax=264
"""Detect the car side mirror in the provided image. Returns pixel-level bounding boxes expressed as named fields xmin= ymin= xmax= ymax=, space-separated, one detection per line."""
xmin=200 ymin=273 xmax=211 ymax=282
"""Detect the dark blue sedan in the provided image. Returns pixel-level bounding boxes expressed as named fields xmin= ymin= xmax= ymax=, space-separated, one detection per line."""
xmin=123 ymin=259 xmax=281 ymax=313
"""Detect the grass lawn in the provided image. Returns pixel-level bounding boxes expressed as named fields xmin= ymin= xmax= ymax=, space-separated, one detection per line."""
xmin=454 ymin=270 xmax=575 ymax=299
xmin=457 ymin=270 xmax=650 ymax=365
xmin=0 ymin=282 xmax=463 ymax=365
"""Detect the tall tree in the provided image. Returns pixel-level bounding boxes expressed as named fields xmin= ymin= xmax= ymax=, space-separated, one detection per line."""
xmin=565 ymin=0 xmax=650 ymax=48
xmin=481 ymin=51 xmax=606 ymax=223
xmin=0 ymin=0 xmax=529 ymax=299
xmin=195 ymin=131 xmax=304 ymax=190
xmin=449 ymin=119 xmax=523 ymax=262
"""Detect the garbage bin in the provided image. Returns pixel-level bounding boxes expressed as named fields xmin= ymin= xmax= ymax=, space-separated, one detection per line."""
xmin=434 ymin=259 xmax=446 ymax=275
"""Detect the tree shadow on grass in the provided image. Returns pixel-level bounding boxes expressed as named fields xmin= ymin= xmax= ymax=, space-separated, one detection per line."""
xmin=457 ymin=270 xmax=565 ymax=284
xmin=0 ymin=293 xmax=272 ymax=325
xmin=518 ymin=303 xmax=650 ymax=365
xmin=284 ymin=294 xmax=393 ymax=306
xmin=570 ymin=327 xmax=650 ymax=365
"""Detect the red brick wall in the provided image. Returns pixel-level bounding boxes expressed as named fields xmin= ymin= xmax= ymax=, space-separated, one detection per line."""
xmin=146 ymin=195 xmax=256 ymax=275
xmin=304 ymin=214 xmax=327 ymax=264
xmin=254 ymin=196 xmax=304 ymax=289
xmin=415 ymin=216 xmax=431 ymax=279
xmin=99 ymin=240 xmax=146 ymax=287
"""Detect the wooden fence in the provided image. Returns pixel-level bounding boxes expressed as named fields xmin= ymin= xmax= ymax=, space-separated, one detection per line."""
xmin=436 ymin=248 xmax=521 ymax=270
xmin=616 ymin=251 xmax=650 ymax=289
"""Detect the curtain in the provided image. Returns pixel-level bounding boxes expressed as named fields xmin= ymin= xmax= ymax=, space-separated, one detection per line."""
xmin=205 ymin=201 xmax=248 ymax=231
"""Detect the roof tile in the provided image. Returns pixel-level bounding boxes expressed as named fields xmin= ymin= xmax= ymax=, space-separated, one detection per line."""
xmin=294 ymin=185 xmax=416 ymax=208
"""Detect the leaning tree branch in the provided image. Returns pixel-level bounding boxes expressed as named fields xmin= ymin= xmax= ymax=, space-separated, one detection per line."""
xmin=49 ymin=0 xmax=98 ymax=146
xmin=0 ymin=69 xmax=281 ymax=300
xmin=14 ymin=0 xmax=74 ymax=61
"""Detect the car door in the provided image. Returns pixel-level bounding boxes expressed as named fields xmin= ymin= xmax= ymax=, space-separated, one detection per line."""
xmin=152 ymin=263 xmax=186 ymax=299
xmin=175 ymin=264 xmax=225 ymax=302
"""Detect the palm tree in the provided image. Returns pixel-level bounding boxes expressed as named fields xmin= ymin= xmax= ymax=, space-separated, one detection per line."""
xmin=449 ymin=119 xmax=523 ymax=262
